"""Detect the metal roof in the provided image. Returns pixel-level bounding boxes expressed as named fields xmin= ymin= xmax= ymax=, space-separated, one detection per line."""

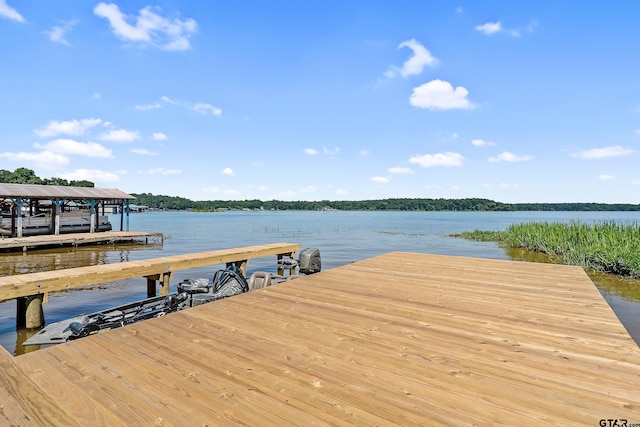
xmin=0 ymin=183 xmax=135 ymax=201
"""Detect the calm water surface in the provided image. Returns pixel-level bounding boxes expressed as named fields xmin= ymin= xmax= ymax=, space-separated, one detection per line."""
xmin=2 ymin=210 xmax=639 ymax=355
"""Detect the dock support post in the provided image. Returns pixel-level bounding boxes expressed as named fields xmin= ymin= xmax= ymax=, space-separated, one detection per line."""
xmin=277 ymin=252 xmax=297 ymax=276
xmin=160 ymin=272 xmax=171 ymax=296
xmin=16 ymin=294 xmax=45 ymax=329
xmin=89 ymin=200 xmax=97 ymax=233
xmin=226 ymin=260 xmax=248 ymax=277
xmin=125 ymin=200 xmax=130 ymax=232
xmin=145 ymin=272 xmax=172 ymax=297
xmin=146 ymin=277 xmax=157 ymax=298
xmin=53 ymin=199 xmax=64 ymax=235
xmin=14 ymin=199 xmax=24 ymax=238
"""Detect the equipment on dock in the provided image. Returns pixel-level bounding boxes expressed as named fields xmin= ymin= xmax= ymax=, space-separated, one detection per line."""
xmin=277 ymin=247 xmax=321 ymax=274
xmin=23 ymin=248 xmax=321 ymax=347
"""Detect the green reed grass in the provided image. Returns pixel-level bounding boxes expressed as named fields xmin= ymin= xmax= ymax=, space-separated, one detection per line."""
xmin=454 ymin=220 xmax=640 ymax=278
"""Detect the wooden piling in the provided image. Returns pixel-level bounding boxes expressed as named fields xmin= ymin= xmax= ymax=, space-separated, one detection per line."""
xmin=16 ymin=294 xmax=45 ymax=329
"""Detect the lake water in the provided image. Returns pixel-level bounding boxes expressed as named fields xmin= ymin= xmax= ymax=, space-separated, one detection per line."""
xmin=2 ymin=210 xmax=639 ymax=355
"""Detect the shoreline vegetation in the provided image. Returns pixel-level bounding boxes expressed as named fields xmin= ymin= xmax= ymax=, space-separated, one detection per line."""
xmin=451 ymin=221 xmax=640 ymax=279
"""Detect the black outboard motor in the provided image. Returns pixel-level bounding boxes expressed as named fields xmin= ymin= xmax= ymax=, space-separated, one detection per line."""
xmin=298 ymin=247 xmax=321 ymax=275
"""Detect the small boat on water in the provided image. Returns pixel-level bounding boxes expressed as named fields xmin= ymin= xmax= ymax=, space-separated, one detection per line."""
xmin=24 ymin=248 xmax=321 ymax=347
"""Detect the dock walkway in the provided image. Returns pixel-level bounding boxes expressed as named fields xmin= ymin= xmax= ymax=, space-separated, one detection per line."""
xmin=1 ymin=252 xmax=639 ymax=425
xmin=0 ymin=231 xmax=163 ymax=252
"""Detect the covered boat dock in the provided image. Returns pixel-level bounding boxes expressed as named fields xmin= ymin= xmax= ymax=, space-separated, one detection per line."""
xmin=0 ymin=252 xmax=639 ymax=425
xmin=0 ymin=183 xmax=136 ymax=238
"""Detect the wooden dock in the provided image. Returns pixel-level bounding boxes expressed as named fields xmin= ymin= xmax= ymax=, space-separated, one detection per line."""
xmin=0 ymin=231 xmax=163 ymax=252
xmin=1 ymin=252 xmax=639 ymax=425
xmin=0 ymin=242 xmax=301 ymax=329
xmin=0 ymin=242 xmax=301 ymax=302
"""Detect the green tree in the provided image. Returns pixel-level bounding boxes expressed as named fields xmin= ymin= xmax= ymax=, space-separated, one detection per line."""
xmin=0 ymin=168 xmax=95 ymax=187
xmin=69 ymin=180 xmax=95 ymax=187
xmin=9 ymin=167 xmax=43 ymax=184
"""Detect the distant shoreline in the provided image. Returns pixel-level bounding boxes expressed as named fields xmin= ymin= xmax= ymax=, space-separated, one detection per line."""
xmin=130 ymin=194 xmax=640 ymax=212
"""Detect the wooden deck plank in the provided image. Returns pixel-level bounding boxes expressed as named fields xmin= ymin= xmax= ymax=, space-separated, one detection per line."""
xmin=0 ymin=359 xmax=82 ymax=426
xmin=2 ymin=252 xmax=640 ymax=425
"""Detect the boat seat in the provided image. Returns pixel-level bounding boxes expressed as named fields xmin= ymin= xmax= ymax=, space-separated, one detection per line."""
xmin=248 ymin=271 xmax=272 ymax=290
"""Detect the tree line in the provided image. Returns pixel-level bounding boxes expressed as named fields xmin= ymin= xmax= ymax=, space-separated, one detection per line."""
xmin=0 ymin=167 xmax=94 ymax=187
xmin=130 ymin=193 xmax=516 ymax=211
xmin=2 ymin=168 xmax=640 ymax=211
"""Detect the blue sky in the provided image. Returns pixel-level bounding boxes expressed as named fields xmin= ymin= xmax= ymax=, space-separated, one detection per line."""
xmin=1 ymin=1 xmax=639 ymax=203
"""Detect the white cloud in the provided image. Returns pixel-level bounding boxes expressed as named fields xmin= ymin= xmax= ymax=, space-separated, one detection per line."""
xmin=202 ymin=186 xmax=220 ymax=193
xmin=571 ymin=145 xmax=634 ymax=159
xmin=93 ymin=3 xmax=197 ymax=51
xmin=34 ymin=118 xmax=103 ymax=137
xmin=385 ymin=39 xmax=438 ymax=78
xmin=130 ymin=148 xmax=157 ymax=156
xmin=58 ymin=169 xmax=119 ymax=183
xmin=298 ymin=186 xmax=316 ymax=193
xmin=360 ymin=150 xmax=370 ymax=156
xmin=388 ymin=167 xmax=414 ymax=174
xmin=409 ymin=152 xmax=464 ymax=167
xmin=304 ymin=148 xmax=318 ymax=155
xmin=147 ymin=168 xmax=181 ymax=175
xmin=499 ymin=182 xmax=519 ymax=188
xmin=488 ymin=151 xmax=534 ymax=162
xmin=526 ymin=20 xmax=539 ymax=33
xmin=323 ymin=147 xmax=340 ymax=156
xmin=471 ymin=139 xmax=495 ymax=147
xmin=193 ymin=103 xmax=222 ymax=116
xmin=154 ymin=96 xmax=221 ymax=116
xmin=151 ymin=132 xmax=168 ymax=140
xmin=371 ymin=176 xmax=390 ymax=183
xmin=135 ymin=102 xmax=162 ymax=110
xmin=475 ymin=21 xmax=502 ymax=35
xmin=475 ymin=20 xmax=536 ymax=37
xmin=275 ymin=190 xmax=297 ymax=198
xmin=221 ymin=167 xmax=235 ymax=176
xmin=0 ymin=150 xmax=69 ymax=168
xmin=599 ymin=174 xmax=615 ymax=180
xmin=93 ymin=93 xmax=102 ymax=99
xmin=336 ymin=189 xmax=348 ymax=195
xmin=34 ymin=139 xmax=113 ymax=158
xmin=99 ymin=128 xmax=141 ymax=142
xmin=44 ymin=21 xmax=77 ymax=45
xmin=409 ymin=79 xmax=475 ymax=111
xmin=0 ymin=0 xmax=24 ymax=23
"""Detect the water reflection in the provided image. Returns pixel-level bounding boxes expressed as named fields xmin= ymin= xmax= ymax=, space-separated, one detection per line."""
xmin=0 ymin=242 xmax=162 ymax=276
xmin=16 ymin=328 xmax=41 ymax=355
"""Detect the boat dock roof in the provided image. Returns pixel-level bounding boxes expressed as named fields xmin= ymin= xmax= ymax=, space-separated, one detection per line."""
xmin=1 ymin=252 xmax=639 ymax=425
